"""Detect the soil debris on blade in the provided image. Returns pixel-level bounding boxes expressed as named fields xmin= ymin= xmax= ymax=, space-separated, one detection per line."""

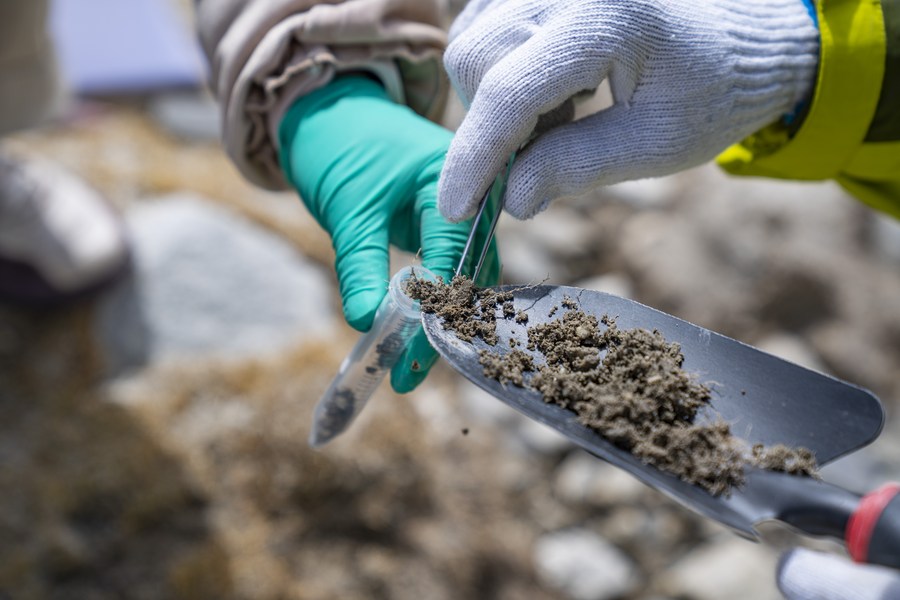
xmin=408 ymin=276 xmax=820 ymax=496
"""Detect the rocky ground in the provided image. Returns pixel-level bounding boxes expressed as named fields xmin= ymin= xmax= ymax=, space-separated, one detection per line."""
xmin=1 ymin=91 xmax=900 ymax=600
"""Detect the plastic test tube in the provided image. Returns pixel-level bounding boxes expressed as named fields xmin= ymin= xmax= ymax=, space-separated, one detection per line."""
xmin=309 ymin=265 xmax=437 ymax=448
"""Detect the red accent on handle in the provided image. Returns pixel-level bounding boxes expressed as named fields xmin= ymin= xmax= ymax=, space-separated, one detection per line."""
xmin=847 ymin=483 xmax=900 ymax=563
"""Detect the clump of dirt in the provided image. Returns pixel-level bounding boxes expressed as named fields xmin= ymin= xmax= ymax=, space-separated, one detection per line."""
xmin=480 ymin=349 xmax=535 ymax=387
xmin=752 ymin=444 xmax=819 ymax=476
xmin=407 ymin=275 xmax=510 ymax=345
xmin=526 ymin=312 xmax=750 ymax=495
xmin=407 ymin=277 xmax=819 ymax=496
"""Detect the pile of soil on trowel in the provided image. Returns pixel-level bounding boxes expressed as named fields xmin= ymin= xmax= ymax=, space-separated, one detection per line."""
xmin=407 ymin=275 xmax=515 ymax=345
xmin=407 ymin=277 xmax=819 ymax=496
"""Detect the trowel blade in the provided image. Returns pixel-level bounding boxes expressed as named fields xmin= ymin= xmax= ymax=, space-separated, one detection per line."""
xmin=422 ymin=284 xmax=884 ymax=537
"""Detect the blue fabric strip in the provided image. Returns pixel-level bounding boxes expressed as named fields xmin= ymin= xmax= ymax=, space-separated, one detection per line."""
xmin=800 ymin=0 xmax=819 ymax=27
xmin=783 ymin=0 xmax=820 ymax=125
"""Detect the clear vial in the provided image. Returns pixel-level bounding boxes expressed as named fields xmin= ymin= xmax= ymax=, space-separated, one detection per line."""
xmin=309 ymin=265 xmax=437 ymax=448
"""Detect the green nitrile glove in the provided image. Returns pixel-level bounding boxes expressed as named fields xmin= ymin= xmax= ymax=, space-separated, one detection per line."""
xmin=279 ymin=75 xmax=501 ymax=393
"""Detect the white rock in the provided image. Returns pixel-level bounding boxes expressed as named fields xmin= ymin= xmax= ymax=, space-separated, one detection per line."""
xmin=573 ymin=79 xmax=614 ymax=120
xmin=457 ymin=379 xmax=520 ymax=427
xmin=514 ymin=417 xmax=572 ymax=455
xmin=517 ymin=210 xmax=598 ymax=259
xmin=95 ymin=195 xmax=336 ymax=374
xmin=573 ymin=274 xmax=633 ymax=300
xmin=685 ymin=164 xmax=859 ymax=255
xmin=171 ymin=397 xmax=256 ymax=447
xmin=534 ymin=529 xmax=637 ymax=600
xmin=410 ymin=384 xmax=468 ymax=443
xmin=605 ymin=175 xmax=682 ymax=208
xmin=872 ymin=211 xmax=900 ymax=263
xmin=755 ymin=333 xmax=827 ymax=373
xmin=555 ymin=451 xmax=646 ymax=506
xmin=495 ymin=235 xmax=557 ymax=284
xmin=660 ymin=536 xmax=781 ymax=600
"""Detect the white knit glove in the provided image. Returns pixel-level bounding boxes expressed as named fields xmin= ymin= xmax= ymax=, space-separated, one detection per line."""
xmin=439 ymin=0 xmax=819 ymax=221
xmin=778 ymin=549 xmax=900 ymax=600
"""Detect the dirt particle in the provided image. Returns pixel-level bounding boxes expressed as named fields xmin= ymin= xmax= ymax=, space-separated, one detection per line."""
xmin=461 ymin=428 xmax=469 ymax=436
xmin=411 ymin=360 xmax=421 ymax=372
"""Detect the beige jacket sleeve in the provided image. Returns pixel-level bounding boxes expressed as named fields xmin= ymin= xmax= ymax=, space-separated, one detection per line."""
xmin=194 ymin=0 xmax=449 ymax=190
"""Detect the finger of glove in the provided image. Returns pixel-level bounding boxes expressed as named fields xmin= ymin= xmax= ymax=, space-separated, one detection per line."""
xmin=439 ymin=29 xmax=610 ymax=222
xmin=777 ymin=549 xmax=900 ymax=600
xmin=391 ymin=329 xmax=437 ymax=393
xmin=417 ymin=196 xmax=473 ymax=282
xmin=445 ymin=1 xmax=543 ymax=108
xmin=332 ymin=215 xmax=391 ymax=332
xmin=503 ymin=103 xmax=697 ymax=220
xmin=448 ymin=0 xmax=510 ymax=42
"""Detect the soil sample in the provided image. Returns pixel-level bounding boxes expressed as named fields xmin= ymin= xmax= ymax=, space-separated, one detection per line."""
xmin=407 ymin=275 xmax=510 ymax=345
xmin=408 ymin=276 xmax=819 ymax=496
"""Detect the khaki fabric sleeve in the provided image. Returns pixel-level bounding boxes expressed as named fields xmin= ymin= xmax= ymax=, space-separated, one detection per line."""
xmin=195 ymin=0 xmax=448 ymax=189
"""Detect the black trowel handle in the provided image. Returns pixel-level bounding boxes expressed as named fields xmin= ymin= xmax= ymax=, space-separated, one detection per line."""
xmin=845 ymin=483 xmax=900 ymax=569
xmin=757 ymin=473 xmax=900 ymax=569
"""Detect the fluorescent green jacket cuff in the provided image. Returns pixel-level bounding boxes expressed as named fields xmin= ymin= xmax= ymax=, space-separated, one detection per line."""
xmin=717 ymin=0 xmax=887 ymax=180
xmin=717 ymin=0 xmax=900 ymax=219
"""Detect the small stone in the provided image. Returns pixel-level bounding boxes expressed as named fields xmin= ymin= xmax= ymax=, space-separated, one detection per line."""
xmin=574 ymin=273 xmax=634 ymax=299
xmin=755 ymin=334 xmax=827 ymax=373
xmin=555 ymin=451 xmax=646 ymax=506
xmin=517 ymin=210 xmax=597 ymax=259
xmin=495 ymin=235 xmax=557 ymax=283
xmin=94 ymin=195 xmax=335 ymax=375
xmin=457 ymin=379 xmax=520 ymax=427
xmin=659 ymin=536 xmax=780 ymax=600
xmin=606 ymin=175 xmax=681 ymax=208
xmin=534 ymin=529 xmax=637 ymax=600
xmin=171 ymin=398 xmax=255 ymax=447
xmin=871 ymin=211 xmax=900 ymax=263
xmin=514 ymin=417 xmax=571 ymax=455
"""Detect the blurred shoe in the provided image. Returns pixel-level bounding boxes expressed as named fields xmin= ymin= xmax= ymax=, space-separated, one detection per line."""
xmin=0 ymin=153 xmax=129 ymax=306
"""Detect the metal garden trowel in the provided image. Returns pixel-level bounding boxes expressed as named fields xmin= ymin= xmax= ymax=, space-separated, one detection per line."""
xmin=422 ymin=282 xmax=900 ymax=569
